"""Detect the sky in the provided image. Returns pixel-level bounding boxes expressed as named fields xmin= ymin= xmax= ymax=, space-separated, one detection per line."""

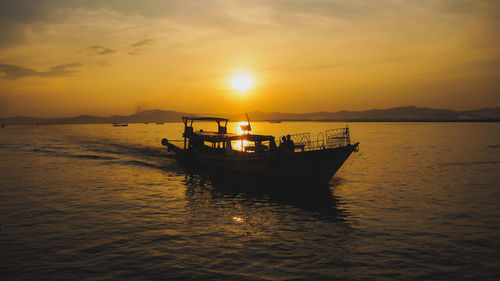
xmin=0 ymin=0 xmax=499 ymax=117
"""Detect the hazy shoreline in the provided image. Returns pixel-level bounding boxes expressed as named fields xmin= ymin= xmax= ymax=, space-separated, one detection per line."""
xmin=1 ymin=106 xmax=499 ymax=125
xmin=2 ymin=120 xmax=500 ymax=126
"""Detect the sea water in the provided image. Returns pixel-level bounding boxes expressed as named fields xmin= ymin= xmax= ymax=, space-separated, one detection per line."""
xmin=1 ymin=122 xmax=499 ymax=280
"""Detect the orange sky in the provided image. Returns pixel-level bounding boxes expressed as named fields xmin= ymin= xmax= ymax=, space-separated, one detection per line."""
xmin=0 ymin=0 xmax=499 ymax=117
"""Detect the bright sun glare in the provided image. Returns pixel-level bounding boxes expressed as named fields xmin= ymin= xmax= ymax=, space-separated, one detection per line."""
xmin=231 ymin=75 xmax=253 ymax=92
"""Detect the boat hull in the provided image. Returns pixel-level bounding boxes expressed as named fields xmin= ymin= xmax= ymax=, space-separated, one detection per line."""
xmin=167 ymin=143 xmax=358 ymax=184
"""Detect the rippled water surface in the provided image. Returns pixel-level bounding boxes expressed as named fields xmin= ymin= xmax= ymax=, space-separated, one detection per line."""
xmin=1 ymin=122 xmax=499 ymax=280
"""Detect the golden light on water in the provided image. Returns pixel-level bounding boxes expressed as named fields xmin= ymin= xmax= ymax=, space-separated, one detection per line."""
xmin=231 ymin=121 xmax=251 ymax=151
xmin=230 ymin=75 xmax=253 ymax=93
xmin=236 ymin=121 xmax=249 ymax=135
xmin=232 ymin=216 xmax=244 ymax=223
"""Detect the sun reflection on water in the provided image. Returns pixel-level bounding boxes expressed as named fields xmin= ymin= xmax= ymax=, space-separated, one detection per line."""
xmin=236 ymin=121 xmax=250 ymax=135
xmin=232 ymin=216 xmax=245 ymax=223
xmin=230 ymin=121 xmax=251 ymax=151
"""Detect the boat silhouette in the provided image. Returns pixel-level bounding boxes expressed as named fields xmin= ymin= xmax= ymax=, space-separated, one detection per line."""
xmin=161 ymin=116 xmax=358 ymax=184
xmin=112 ymin=123 xmax=128 ymax=127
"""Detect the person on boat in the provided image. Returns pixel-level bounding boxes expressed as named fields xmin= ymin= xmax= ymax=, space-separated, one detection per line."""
xmin=286 ymin=135 xmax=295 ymax=153
xmin=279 ymin=135 xmax=295 ymax=156
xmin=278 ymin=136 xmax=286 ymax=155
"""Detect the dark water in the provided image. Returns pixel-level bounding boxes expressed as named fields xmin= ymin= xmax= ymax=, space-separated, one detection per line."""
xmin=1 ymin=122 xmax=499 ymax=280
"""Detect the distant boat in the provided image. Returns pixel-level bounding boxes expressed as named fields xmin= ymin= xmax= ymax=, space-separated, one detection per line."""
xmin=156 ymin=122 xmax=164 ymax=125
xmin=161 ymin=116 xmax=359 ymax=184
xmin=269 ymin=120 xmax=281 ymax=123
xmin=112 ymin=123 xmax=128 ymax=127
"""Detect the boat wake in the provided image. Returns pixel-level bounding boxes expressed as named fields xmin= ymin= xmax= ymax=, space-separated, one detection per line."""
xmin=443 ymin=161 xmax=500 ymax=166
xmin=99 ymin=159 xmax=166 ymax=170
xmin=28 ymin=136 xmax=179 ymax=172
xmin=31 ymin=148 xmax=119 ymax=160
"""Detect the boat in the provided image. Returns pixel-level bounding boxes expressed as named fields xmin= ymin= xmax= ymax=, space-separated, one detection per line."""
xmin=269 ymin=120 xmax=281 ymax=123
xmin=112 ymin=123 xmax=128 ymax=127
xmin=161 ymin=116 xmax=359 ymax=184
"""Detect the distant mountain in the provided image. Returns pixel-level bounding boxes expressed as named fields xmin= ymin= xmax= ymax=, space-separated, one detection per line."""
xmin=0 ymin=110 xmax=195 ymax=125
xmin=459 ymin=108 xmax=500 ymax=120
xmin=243 ymin=106 xmax=500 ymax=121
xmin=1 ymin=106 xmax=499 ymax=125
xmin=124 ymin=110 xmax=190 ymax=123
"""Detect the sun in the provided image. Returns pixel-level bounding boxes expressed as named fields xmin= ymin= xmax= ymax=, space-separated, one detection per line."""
xmin=230 ymin=75 xmax=253 ymax=92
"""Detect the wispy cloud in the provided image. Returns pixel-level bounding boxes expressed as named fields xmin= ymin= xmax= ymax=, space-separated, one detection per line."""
xmin=129 ymin=39 xmax=154 ymax=55
xmin=130 ymin=39 xmax=154 ymax=48
xmin=0 ymin=63 xmax=82 ymax=80
xmin=96 ymin=60 xmax=111 ymax=67
xmin=89 ymin=45 xmax=116 ymax=55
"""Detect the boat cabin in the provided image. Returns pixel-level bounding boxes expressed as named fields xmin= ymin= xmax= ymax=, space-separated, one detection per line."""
xmin=182 ymin=116 xmax=276 ymax=156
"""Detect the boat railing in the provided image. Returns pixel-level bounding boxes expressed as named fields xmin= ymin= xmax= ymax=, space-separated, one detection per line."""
xmin=289 ymin=127 xmax=350 ymax=151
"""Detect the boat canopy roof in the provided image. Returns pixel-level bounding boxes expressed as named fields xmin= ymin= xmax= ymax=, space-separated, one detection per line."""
xmin=193 ymin=131 xmax=274 ymax=142
xmin=227 ymin=134 xmax=274 ymax=141
xmin=182 ymin=116 xmax=229 ymax=122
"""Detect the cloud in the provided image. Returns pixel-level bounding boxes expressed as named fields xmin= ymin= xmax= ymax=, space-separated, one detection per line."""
xmin=129 ymin=39 xmax=154 ymax=55
xmin=96 ymin=60 xmax=111 ymax=67
xmin=130 ymin=39 xmax=154 ymax=48
xmin=0 ymin=63 xmax=82 ymax=80
xmin=2 ymin=1 xmax=499 ymax=51
xmin=89 ymin=45 xmax=116 ymax=55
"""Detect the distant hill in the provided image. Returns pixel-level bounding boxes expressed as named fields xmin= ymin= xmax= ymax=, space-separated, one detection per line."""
xmin=110 ymin=110 xmax=190 ymax=123
xmin=0 ymin=110 xmax=194 ymax=125
xmin=1 ymin=106 xmax=499 ymax=125
xmin=240 ymin=106 xmax=500 ymax=122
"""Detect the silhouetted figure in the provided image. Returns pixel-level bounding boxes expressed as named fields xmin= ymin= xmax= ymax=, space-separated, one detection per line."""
xmin=286 ymin=135 xmax=295 ymax=153
xmin=279 ymin=135 xmax=295 ymax=156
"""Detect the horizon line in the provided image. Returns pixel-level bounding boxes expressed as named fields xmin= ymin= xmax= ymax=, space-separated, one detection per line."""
xmin=2 ymin=105 xmax=500 ymax=119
